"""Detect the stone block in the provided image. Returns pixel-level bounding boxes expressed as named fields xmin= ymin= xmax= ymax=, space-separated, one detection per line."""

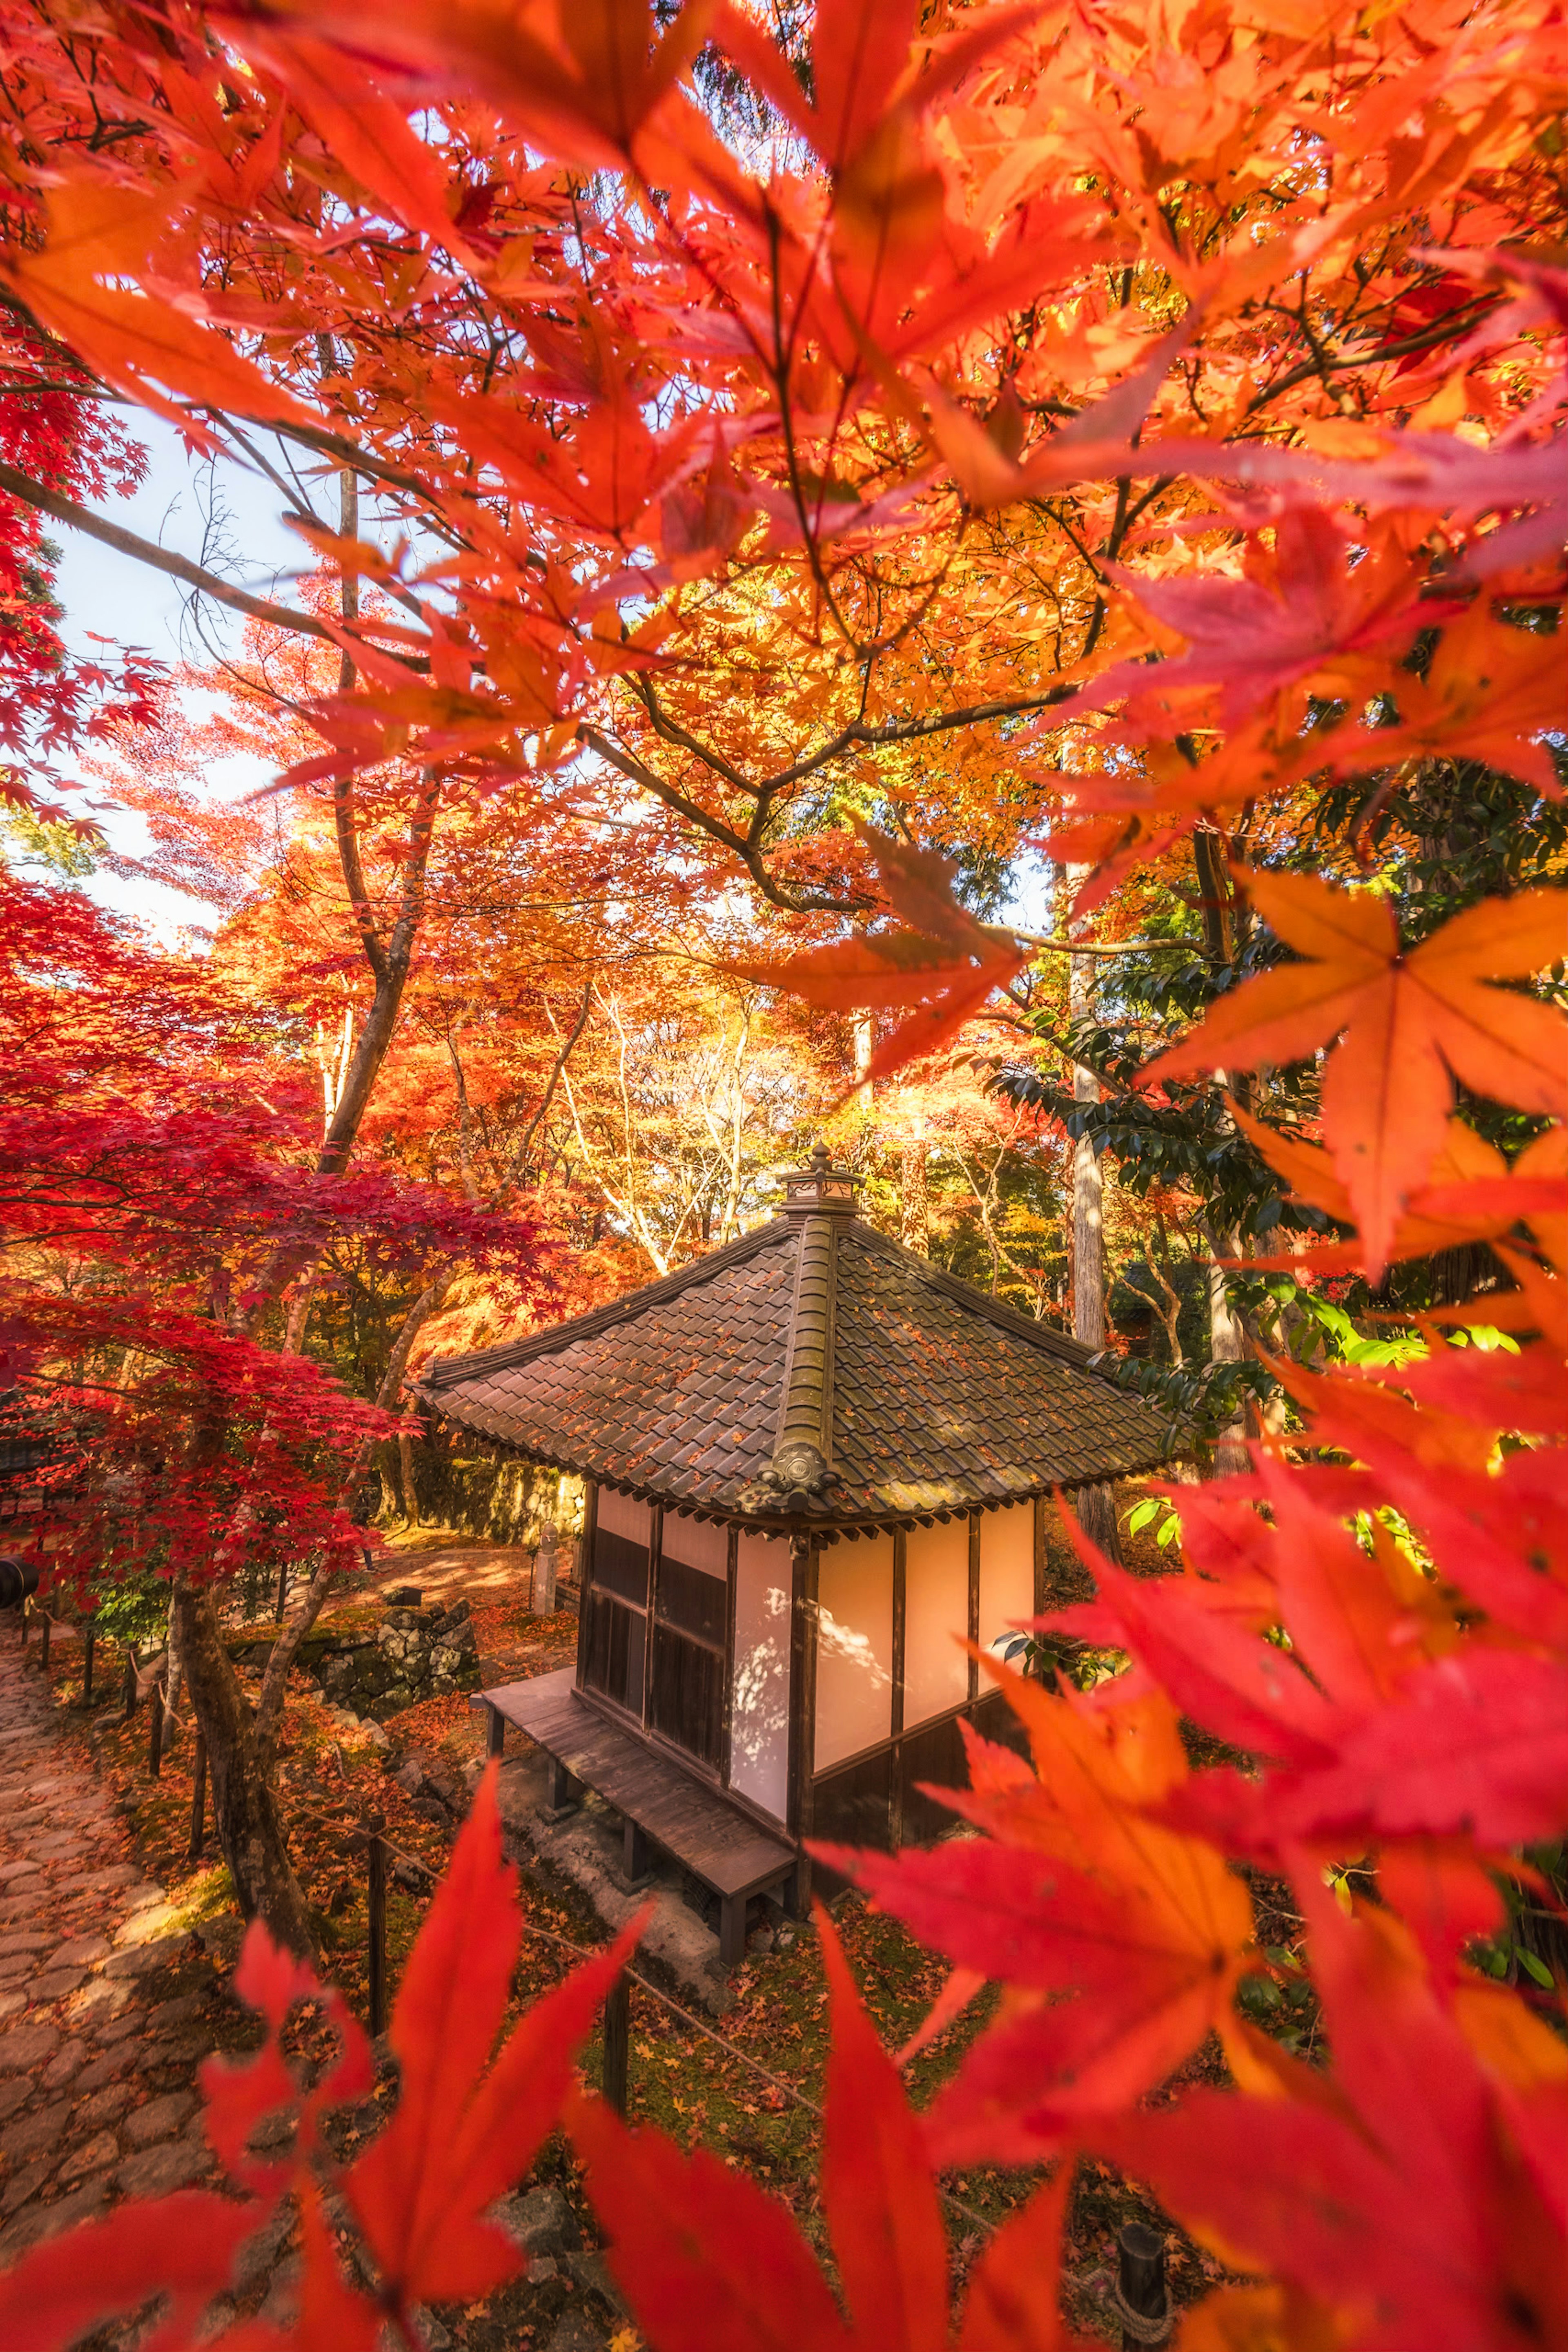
xmin=0 ymin=2022 xmax=57 ymax=2072
xmin=58 ymin=2129 xmax=119 ymax=2187
xmin=124 ymin=2089 xmax=197 ymax=2149
xmin=1 ymin=2098 xmax=74 ymax=2165
xmin=114 ymin=2134 xmax=208 ymax=2199
xmin=492 ymin=2185 xmax=582 ymax=2259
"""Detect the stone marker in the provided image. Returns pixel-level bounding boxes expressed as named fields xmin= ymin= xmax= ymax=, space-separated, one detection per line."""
xmin=531 ymin=1523 xmax=558 ymax=1616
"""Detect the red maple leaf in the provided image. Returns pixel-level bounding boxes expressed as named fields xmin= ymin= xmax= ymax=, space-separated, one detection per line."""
xmin=568 ymin=1909 xmax=1090 ymax=2352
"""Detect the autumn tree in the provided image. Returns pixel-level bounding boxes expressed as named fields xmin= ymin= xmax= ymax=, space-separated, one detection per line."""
xmin=0 ymin=0 xmax=1563 ymax=1969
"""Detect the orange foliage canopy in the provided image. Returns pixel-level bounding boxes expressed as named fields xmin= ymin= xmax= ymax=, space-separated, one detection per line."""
xmin=1 ymin=0 xmax=1566 ymax=2345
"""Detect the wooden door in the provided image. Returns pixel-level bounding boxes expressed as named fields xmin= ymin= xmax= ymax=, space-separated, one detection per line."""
xmin=649 ymin=1517 xmax=727 ymax=1770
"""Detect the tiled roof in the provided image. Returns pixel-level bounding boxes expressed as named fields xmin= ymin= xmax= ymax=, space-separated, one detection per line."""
xmin=418 ymin=1205 xmax=1180 ymax=1531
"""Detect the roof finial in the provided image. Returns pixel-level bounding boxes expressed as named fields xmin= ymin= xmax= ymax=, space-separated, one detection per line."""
xmin=782 ymin=1141 xmax=859 ymax=1217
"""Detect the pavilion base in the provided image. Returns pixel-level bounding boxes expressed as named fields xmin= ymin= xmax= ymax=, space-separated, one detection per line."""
xmin=479 ymin=1671 xmax=795 ymax=1971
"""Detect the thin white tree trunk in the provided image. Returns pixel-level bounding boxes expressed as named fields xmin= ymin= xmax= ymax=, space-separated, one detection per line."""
xmin=1067 ymin=867 xmax=1121 ymax=1560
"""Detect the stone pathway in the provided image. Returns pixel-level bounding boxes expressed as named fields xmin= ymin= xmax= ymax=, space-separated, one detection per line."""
xmin=0 ymin=1630 xmax=225 ymax=2265
xmin=0 ymin=1631 xmax=622 ymax=2351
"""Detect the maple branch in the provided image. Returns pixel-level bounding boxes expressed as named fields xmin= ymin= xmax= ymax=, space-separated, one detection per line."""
xmin=506 ymin=981 xmax=593 ymax=1190
xmin=0 ymin=459 xmax=343 ymax=644
xmin=1245 ymin=294 xmax=1501 ymax=416
xmin=579 ymin=722 xmax=865 ymax=915
xmin=756 ymin=688 xmax=1077 ymax=794
xmin=629 ymin=675 xmax=754 ymax=797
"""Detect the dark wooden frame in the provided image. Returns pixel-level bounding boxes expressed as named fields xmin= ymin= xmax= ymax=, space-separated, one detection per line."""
xmin=571 ymin=1488 xmax=1052 ymax=1894
xmin=578 ymin=1491 xmax=750 ymax=1795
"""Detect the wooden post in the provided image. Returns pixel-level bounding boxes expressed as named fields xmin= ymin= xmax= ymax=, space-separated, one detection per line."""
xmin=148 ymin=1676 xmax=164 ymax=1777
xmin=786 ymin=1533 xmax=817 ymax=1917
xmin=622 ymin=1817 xmax=650 ymax=1885
xmin=189 ymin=1731 xmax=208 ymax=1864
xmin=367 ymin=1817 xmax=388 ymax=2038
xmin=122 ymin=1645 xmax=138 ymax=1716
xmin=20 ymin=1596 xmax=28 ymax=1648
xmin=486 ymin=1702 xmax=505 ymax=1760
xmin=82 ymin=1625 xmax=94 ymax=1706
xmin=601 ymin=1971 xmax=630 ymax=2116
xmin=1117 ymin=2222 xmax=1170 ymax=2350
xmin=38 ymin=1610 xmax=50 ymax=1673
xmin=967 ymin=1512 xmax=981 ymax=1705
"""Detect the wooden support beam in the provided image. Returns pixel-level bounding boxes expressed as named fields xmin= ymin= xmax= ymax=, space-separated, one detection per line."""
xmin=486 ymin=1702 xmax=506 ymax=1759
xmin=601 ymin=1973 xmax=630 ymax=2114
xmin=968 ymin=1514 xmax=981 ymax=1703
xmin=719 ymin=1892 xmax=747 ymax=1968
xmin=623 ymin=1817 xmax=651 ymax=1886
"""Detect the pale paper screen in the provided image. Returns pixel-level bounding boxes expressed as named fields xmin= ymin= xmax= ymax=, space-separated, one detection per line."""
xmin=730 ymin=1530 xmax=789 ymax=1821
xmin=978 ymin=1502 xmax=1035 ymax=1652
xmin=814 ymin=1534 xmax=895 ymax=1770
xmin=903 ymin=1518 xmax=971 ymax=1725
xmin=662 ymin=1511 xmax=728 ymax=1576
xmin=596 ymin=1489 xmax=653 ymax=1546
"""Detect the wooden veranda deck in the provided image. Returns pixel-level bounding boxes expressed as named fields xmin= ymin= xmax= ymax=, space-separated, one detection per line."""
xmin=478 ymin=1668 xmax=795 ymax=1963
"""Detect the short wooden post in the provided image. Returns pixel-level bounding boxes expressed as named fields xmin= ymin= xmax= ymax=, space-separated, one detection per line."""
xmin=82 ymin=1625 xmax=94 ymax=1705
xmin=367 ymin=1817 xmax=388 ymax=2038
xmin=1116 ymin=2222 xmax=1170 ymax=2350
xmin=623 ymin=1817 xmax=650 ymax=1886
xmin=486 ymin=1702 xmax=505 ymax=1760
xmin=188 ymin=1731 xmax=208 ymax=1864
xmin=274 ymin=1560 xmax=290 ymax=1624
xmin=38 ymin=1610 xmax=50 ymax=1673
xmin=148 ymin=1676 xmax=164 ymax=1777
xmin=122 ymin=1645 xmax=138 ymax=1716
xmin=601 ymin=1971 xmax=630 ymax=2117
xmin=20 ymin=1596 xmax=28 ymax=1648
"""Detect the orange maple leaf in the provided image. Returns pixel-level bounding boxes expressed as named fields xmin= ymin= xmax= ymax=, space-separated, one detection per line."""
xmin=1230 ymin=1104 xmax=1566 ymax=1275
xmin=824 ymin=1671 xmax=1257 ymax=2164
xmin=1142 ymin=871 xmax=1568 ymax=1277
xmin=731 ymin=824 xmax=1027 ymax=1087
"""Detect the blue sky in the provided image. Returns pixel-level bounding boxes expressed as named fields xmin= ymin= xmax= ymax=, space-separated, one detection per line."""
xmin=52 ymin=416 xmax=305 ymax=935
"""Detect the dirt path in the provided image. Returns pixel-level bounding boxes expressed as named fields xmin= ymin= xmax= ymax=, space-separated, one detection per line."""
xmin=0 ymin=1625 xmax=227 ymax=2264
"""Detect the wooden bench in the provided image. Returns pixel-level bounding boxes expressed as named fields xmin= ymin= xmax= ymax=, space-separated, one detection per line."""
xmin=477 ymin=1668 xmax=795 ymax=1965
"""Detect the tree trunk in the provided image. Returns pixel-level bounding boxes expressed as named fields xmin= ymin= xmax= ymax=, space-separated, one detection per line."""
xmin=899 ymin=1136 xmax=929 ymax=1255
xmin=1067 ymin=867 xmax=1123 ymax=1562
xmin=160 ymin=1587 xmax=183 ymax=1761
xmin=174 ymin=1578 xmax=313 ymax=1956
xmin=254 ymin=1272 xmax=451 ymax=1751
xmin=399 ymin=1420 xmax=420 ymax=1528
xmin=1206 ymin=1230 xmax=1251 ymax=1475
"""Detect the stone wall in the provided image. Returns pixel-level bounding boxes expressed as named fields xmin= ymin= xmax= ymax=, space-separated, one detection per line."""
xmin=230 ymin=1601 xmax=481 ymax=1723
xmin=379 ymin=1430 xmax=585 ymax=1547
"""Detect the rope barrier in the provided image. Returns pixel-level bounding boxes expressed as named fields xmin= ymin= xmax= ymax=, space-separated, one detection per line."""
xmin=273 ymin=1792 xmax=998 ymax=2233
xmin=1109 ymin=2278 xmax=1173 ymax=2346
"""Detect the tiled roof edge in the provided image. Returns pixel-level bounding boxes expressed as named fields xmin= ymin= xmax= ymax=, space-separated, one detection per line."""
xmin=420 ymin=1218 xmax=795 ymax=1391
xmin=416 ymin=1400 xmax=1186 ymax=1531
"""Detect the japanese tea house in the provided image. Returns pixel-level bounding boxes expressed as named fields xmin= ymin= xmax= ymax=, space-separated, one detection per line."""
xmin=418 ymin=1148 xmax=1177 ymax=1961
